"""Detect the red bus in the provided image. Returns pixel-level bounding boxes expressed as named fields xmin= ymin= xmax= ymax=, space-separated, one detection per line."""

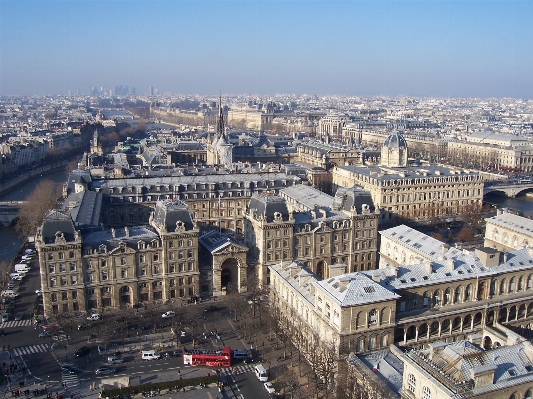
xmin=183 ymin=347 xmax=231 ymax=367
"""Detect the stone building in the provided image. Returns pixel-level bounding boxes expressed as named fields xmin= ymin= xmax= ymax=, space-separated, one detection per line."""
xmin=331 ymin=132 xmax=484 ymax=224
xmin=36 ymin=200 xmax=200 ymax=315
xmin=484 ymin=209 xmax=533 ymax=251
xmin=245 ymin=185 xmax=379 ymax=286
xmin=99 ymin=172 xmax=303 ymax=239
xmin=295 ymin=140 xmax=362 ymax=170
xmin=268 ymin=217 xmax=533 ymax=394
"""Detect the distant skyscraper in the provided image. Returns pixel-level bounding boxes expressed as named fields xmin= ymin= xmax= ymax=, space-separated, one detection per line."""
xmin=131 ymin=87 xmax=136 ymax=95
xmin=150 ymin=86 xmax=154 ymax=96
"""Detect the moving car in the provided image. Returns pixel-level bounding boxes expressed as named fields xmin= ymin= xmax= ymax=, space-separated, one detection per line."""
xmin=204 ymin=305 xmax=220 ymax=313
xmin=39 ymin=331 xmax=52 ymax=338
xmin=161 ymin=311 xmax=175 ymax=318
xmin=87 ymin=313 xmax=101 ymax=321
xmin=14 ymin=312 xmax=22 ymax=321
xmin=95 ymin=366 xmax=116 ymax=375
xmin=74 ymin=346 xmax=89 ymax=357
xmin=43 ymin=325 xmax=58 ymax=333
xmin=61 ymin=366 xmax=78 ymax=375
xmin=2 ymin=314 xmax=9 ymax=323
xmin=107 ymin=356 xmax=124 ymax=364
xmin=264 ymin=382 xmax=276 ymax=395
xmin=35 ymin=289 xmax=42 ymax=296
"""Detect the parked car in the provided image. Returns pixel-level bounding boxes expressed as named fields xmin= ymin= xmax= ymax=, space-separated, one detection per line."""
xmin=204 ymin=305 xmax=220 ymax=313
xmin=35 ymin=289 xmax=42 ymax=296
xmin=14 ymin=312 xmax=22 ymax=321
xmin=107 ymin=356 xmax=124 ymax=364
xmin=74 ymin=346 xmax=89 ymax=357
xmin=61 ymin=366 xmax=78 ymax=375
xmin=2 ymin=314 xmax=9 ymax=323
xmin=95 ymin=367 xmax=116 ymax=375
xmin=39 ymin=331 xmax=52 ymax=338
xmin=87 ymin=313 xmax=101 ymax=321
xmin=264 ymin=382 xmax=276 ymax=395
xmin=162 ymin=311 xmax=175 ymax=318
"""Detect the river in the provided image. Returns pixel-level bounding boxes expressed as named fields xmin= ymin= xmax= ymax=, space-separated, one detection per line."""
xmin=0 ymin=170 xmax=68 ymax=264
xmin=484 ymin=193 xmax=533 ymax=217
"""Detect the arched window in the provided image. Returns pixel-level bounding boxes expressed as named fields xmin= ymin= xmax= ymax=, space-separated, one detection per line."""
xmin=454 ymin=286 xmax=462 ymax=303
xmin=433 ymin=290 xmax=441 ymax=307
xmin=519 ymin=276 xmax=524 ymax=291
xmin=528 ymin=275 xmax=533 ymax=289
xmin=465 ymin=285 xmax=472 ymax=301
xmin=500 ymin=279 xmax=507 ymax=295
xmin=490 ymin=280 xmax=497 ymax=296
xmin=524 ymin=388 xmax=532 ymax=399
xmin=510 ymin=277 xmax=516 ymax=293
xmin=443 ymin=288 xmax=451 ymax=305
xmin=407 ymin=374 xmax=416 ymax=393
xmin=422 ymin=386 xmax=432 ymax=399
xmin=368 ymin=309 xmax=378 ymax=325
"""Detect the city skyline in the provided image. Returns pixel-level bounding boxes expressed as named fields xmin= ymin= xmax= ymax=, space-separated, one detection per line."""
xmin=1 ymin=0 xmax=532 ymax=99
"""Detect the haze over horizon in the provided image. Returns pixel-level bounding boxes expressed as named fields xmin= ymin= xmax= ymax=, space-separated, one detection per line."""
xmin=1 ymin=0 xmax=532 ymax=99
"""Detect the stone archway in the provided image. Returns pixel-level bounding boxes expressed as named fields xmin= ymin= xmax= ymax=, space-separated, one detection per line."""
xmin=219 ymin=257 xmax=241 ymax=294
xmin=316 ymin=261 xmax=326 ymax=280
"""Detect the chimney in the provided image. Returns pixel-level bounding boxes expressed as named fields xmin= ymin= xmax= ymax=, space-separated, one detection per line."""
xmin=111 ymin=228 xmax=116 ymax=238
xmin=329 ymin=264 xmax=346 ymax=278
xmin=124 ymin=226 xmax=130 ymax=237
xmin=425 ymin=262 xmax=434 ymax=274
xmin=470 ymin=365 xmax=497 ymax=389
xmin=447 ymin=259 xmax=456 ymax=270
xmin=338 ymin=276 xmax=351 ymax=291
xmin=428 ymin=341 xmax=447 ymax=361
xmin=372 ymin=275 xmax=382 ymax=284
xmin=441 ymin=243 xmax=449 ymax=254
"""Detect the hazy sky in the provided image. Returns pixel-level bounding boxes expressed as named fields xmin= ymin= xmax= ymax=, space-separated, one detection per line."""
xmin=1 ymin=0 xmax=532 ymax=98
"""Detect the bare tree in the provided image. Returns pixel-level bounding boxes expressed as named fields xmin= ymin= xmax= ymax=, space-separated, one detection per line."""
xmin=16 ymin=180 xmax=61 ymax=238
xmin=48 ymin=312 xmax=80 ymax=345
xmin=306 ymin=332 xmax=339 ymax=399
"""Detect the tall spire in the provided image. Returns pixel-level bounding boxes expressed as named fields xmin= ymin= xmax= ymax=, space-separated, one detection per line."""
xmin=216 ymin=93 xmax=225 ymax=139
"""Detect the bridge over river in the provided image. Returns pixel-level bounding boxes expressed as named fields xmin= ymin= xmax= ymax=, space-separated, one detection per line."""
xmin=0 ymin=201 xmax=26 ymax=226
xmin=484 ymin=183 xmax=533 ymax=198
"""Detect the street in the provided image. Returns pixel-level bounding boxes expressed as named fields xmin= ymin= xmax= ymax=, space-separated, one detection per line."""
xmin=1 ymin=259 xmax=276 ymax=399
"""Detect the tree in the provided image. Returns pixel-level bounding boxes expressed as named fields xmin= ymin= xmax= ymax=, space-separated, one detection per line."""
xmin=15 ymin=179 xmax=61 ymax=238
xmin=48 ymin=312 xmax=80 ymax=345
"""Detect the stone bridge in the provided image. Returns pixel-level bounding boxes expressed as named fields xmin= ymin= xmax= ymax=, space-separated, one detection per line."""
xmin=484 ymin=183 xmax=533 ymax=198
xmin=0 ymin=201 xmax=25 ymax=226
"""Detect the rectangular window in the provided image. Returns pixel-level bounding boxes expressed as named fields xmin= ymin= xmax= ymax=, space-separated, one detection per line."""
xmin=187 ymin=277 xmax=193 ymax=285
xmin=62 ymin=292 xmax=68 ymax=300
xmin=121 ymin=269 xmax=127 ymax=278
xmin=70 ymin=263 xmax=76 ymax=271
xmin=49 ymin=265 xmax=55 ymax=273
xmin=70 ymin=275 xmax=77 ymax=284
xmin=59 ymin=264 xmax=66 ymax=272
xmin=72 ymin=291 xmax=78 ymax=299
xmin=102 ymin=272 xmax=108 ymax=281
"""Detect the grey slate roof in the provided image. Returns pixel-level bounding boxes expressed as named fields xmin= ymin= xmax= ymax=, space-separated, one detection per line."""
xmin=248 ymin=192 xmax=290 ymax=222
xmin=151 ymin=200 xmax=194 ymax=232
xmin=62 ymin=189 xmax=103 ymax=228
xmin=486 ymin=211 xmax=533 ymax=238
xmin=40 ymin=210 xmax=77 ymax=244
xmin=383 ymin=132 xmax=407 ymax=149
xmin=83 ymin=225 xmax=159 ymax=248
xmin=198 ymin=230 xmax=248 ymax=254
xmin=314 ymin=272 xmax=400 ymax=306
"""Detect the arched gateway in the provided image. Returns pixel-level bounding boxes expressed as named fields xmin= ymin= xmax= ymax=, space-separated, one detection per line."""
xmin=199 ymin=231 xmax=248 ymax=296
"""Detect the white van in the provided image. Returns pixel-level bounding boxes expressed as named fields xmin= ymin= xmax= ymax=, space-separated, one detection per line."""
xmin=254 ymin=364 xmax=268 ymax=382
xmin=141 ymin=350 xmax=161 ymax=360
xmin=15 ymin=264 xmax=30 ymax=273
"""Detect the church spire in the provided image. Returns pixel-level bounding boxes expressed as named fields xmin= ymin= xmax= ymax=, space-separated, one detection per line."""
xmin=216 ymin=94 xmax=225 ymax=140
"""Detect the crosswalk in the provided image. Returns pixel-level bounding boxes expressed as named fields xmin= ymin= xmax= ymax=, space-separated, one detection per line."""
xmin=13 ymin=344 xmax=49 ymax=356
xmin=219 ymin=363 xmax=255 ymax=375
xmin=1 ymin=320 xmax=33 ymax=328
xmin=61 ymin=374 xmax=80 ymax=388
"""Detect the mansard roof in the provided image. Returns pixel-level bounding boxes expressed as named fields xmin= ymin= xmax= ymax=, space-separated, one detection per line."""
xmin=198 ymin=230 xmax=248 ymax=254
xmin=40 ymin=210 xmax=77 ymax=244
xmin=248 ymin=192 xmax=290 ymax=222
xmin=151 ymin=200 xmax=194 ymax=232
